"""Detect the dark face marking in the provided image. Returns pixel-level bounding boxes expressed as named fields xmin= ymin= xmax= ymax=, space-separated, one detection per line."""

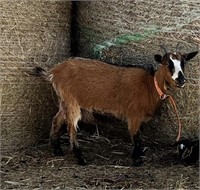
xmin=168 ymin=59 xmax=175 ymax=74
xmin=180 ymin=59 xmax=185 ymax=71
xmin=176 ymin=71 xmax=186 ymax=87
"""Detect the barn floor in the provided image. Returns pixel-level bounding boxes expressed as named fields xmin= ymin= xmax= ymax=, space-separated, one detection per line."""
xmin=1 ymin=124 xmax=199 ymax=190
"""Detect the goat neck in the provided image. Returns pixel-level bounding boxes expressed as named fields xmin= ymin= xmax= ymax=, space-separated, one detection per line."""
xmin=154 ymin=66 xmax=167 ymax=98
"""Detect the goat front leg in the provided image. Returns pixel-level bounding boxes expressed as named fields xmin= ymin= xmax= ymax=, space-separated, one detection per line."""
xmin=128 ymin=119 xmax=144 ymax=166
xmin=131 ymin=132 xmax=144 ymax=166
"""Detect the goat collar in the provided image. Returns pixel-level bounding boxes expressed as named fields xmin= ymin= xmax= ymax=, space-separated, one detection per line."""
xmin=153 ymin=76 xmax=181 ymax=142
xmin=153 ymin=76 xmax=167 ymax=100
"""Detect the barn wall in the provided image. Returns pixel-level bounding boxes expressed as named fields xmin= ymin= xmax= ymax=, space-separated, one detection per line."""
xmin=0 ymin=0 xmax=72 ymax=153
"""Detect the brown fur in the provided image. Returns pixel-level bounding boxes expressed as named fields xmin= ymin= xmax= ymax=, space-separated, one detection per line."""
xmin=49 ymin=58 xmax=164 ymax=147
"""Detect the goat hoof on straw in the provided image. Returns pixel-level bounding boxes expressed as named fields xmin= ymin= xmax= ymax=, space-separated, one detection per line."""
xmin=53 ymin=148 xmax=64 ymax=157
xmin=133 ymin=158 xmax=143 ymax=167
xmin=132 ymin=148 xmax=144 ymax=167
xmin=50 ymin=139 xmax=64 ymax=156
xmin=77 ymin=157 xmax=87 ymax=166
xmin=73 ymin=146 xmax=87 ymax=166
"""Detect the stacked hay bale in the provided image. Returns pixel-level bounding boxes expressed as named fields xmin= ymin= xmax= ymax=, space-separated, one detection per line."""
xmin=0 ymin=1 xmax=72 ymax=153
xmin=75 ymin=1 xmax=199 ymax=143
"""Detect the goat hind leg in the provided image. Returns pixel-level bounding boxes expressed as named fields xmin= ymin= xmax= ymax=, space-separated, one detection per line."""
xmin=66 ymin=106 xmax=87 ymax=166
xmin=50 ymin=109 xmax=65 ymax=156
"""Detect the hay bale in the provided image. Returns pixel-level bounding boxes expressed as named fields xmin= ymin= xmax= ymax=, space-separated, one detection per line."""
xmin=0 ymin=1 xmax=72 ymax=153
xmin=75 ymin=1 xmax=199 ymax=142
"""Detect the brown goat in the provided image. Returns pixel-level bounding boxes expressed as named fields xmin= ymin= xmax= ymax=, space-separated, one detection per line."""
xmin=32 ymin=45 xmax=198 ymax=166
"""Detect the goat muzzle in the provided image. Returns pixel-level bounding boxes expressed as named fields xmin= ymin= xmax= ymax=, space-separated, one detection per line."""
xmin=175 ymin=72 xmax=186 ymax=88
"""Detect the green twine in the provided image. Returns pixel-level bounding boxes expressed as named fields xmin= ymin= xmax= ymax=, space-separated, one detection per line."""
xmin=93 ymin=29 xmax=158 ymax=59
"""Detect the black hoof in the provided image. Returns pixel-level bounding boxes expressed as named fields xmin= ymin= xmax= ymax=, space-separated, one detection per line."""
xmin=73 ymin=146 xmax=87 ymax=166
xmin=131 ymin=147 xmax=144 ymax=167
xmin=50 ymin=138 xmax=64 ymax=156
xmin=132 ymin=158 xmax=143 ymax=167
xmin=54 ymin=148 xmax=64 ymax=156
xmin=77 ymin=157 xmax=87 ymax=166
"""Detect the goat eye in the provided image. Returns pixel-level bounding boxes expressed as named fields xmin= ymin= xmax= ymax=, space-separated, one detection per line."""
xmin=168 ymin=59 xmax=175 ymax=74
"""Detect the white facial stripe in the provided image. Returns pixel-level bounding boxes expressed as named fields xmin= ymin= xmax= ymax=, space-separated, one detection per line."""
xmin=170 ymin=55 xmax=185 ymax=80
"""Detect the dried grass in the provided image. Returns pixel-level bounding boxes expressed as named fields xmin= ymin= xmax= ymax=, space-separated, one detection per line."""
xmin=75 ymin=0 xmax=200 ymax=142
xmin=0 ymin=0 xmax=72 ymax=153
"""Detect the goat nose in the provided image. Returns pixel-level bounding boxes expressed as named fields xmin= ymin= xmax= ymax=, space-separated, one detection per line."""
xmin=176 ymin=72 xmax=186 ymax=87
xmin=175 ymin=78 xmax=185 ymax=87
xmin=179 ymin=80 xmax=185 ymax=86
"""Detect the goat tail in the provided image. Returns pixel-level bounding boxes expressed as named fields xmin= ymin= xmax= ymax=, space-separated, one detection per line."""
xmin=28 ymin=66 xmax=47 ymax=77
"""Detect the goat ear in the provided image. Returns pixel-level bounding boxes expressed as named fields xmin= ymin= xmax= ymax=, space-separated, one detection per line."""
xmin=154 ymin=54 xmax=162 ymax=63
xmin=183 ymin=51 xmax=198 ymax=61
